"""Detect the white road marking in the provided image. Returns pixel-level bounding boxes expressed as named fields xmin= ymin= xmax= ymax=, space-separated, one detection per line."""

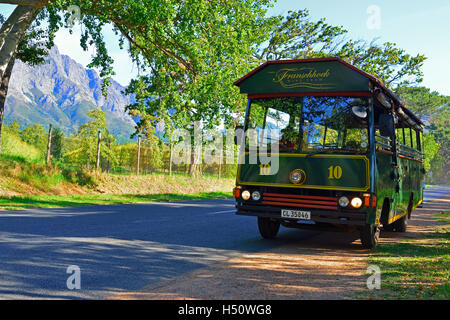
xmin=207 ymin=210 xmax=236 ymax=215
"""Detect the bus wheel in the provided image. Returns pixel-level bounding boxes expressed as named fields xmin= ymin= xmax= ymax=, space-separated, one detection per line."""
xmin=392 ymin=215 xmax=407 ymax=232
xmin=257 ymin=217 xmax=280 ymax=239
xmin=383 ymin=223 xmax=395 ymax=232
xmin=360 ymin=224 xmax=380 ymax=249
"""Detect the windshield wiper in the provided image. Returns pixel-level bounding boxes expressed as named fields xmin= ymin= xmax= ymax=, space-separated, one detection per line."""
xmin=306 ymin=149 xmax=329 ymax=157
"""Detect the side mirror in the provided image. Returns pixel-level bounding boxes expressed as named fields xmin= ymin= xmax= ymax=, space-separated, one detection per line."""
xmin=234 ymin=125 xmax=244 ymax=145
xmin=352 ymin=106 xmax=368 ymax=119
xmin=379 ymin=114 xmax=394 ymax=138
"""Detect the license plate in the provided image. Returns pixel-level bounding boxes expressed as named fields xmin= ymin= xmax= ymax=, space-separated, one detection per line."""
xmin=281 ymin=209 xmax=311 ymax=220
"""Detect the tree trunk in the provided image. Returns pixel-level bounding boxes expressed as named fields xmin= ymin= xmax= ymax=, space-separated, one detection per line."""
xmin=188 ymin=144 xmax=201 ymax=177
xmin=0 ymin=5 xmax=39 ymax=80
xmin=0 ymin=55 xmax=15 ymax=154
xmin=0 ymin=5 xmax=26 ymax=45
xmin=0 ymin=5 xmax=40 ymax=153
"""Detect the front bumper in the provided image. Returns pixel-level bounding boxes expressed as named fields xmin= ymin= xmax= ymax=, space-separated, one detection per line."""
xmin=236 ymin=203 xmax=367 ymax=226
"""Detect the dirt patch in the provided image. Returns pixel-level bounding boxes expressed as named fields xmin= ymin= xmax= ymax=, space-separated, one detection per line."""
xmin=112 ymin=231 xmax=371 ymax=300
xmin=380 ymin=196 xmax=450 ymax=244
xmin=111 ymin=195 xmax=450 ymax=300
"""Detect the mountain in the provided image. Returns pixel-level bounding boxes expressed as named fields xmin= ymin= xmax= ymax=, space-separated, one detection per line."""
xmin=4 ymin=45 xmax=136 ymax=143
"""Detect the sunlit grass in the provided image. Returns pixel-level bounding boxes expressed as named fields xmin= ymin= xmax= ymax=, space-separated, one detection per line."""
xmin=357 ymin=215 xmax=449 ymax=300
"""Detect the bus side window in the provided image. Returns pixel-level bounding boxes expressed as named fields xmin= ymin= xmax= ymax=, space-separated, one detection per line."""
xmin=417 ymin=130 xmax=422 ymax=151
xmin=396 ymin=126 xmax=404 ymax=145
xmin=405 ymin=127 xmax=412 ymax=147
xmin=412 ymin=129 xmax=418 ymax=150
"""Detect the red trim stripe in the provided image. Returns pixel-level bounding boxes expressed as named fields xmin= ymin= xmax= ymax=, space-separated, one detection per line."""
xmin=264 ymin=193 xmax=337 ymax=202
xmin=248 ymin=91 xmax=373 ymax=99
xmin=263 ymin=197 xmax=336 ymax=206
xmin=376 ymin=149 xmax=394 ymax=155
xmin=398 ymin=154 xmax=424 ymax=163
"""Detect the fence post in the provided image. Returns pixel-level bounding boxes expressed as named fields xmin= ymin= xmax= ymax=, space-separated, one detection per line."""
xmin=137 ymin=136 xmax=141 ymax=175
xmin=46 ymin=124 xmax=53 ymax=167
xmin=96 ymin=131 xmax=101 ymax=171
xmin=169 ymin=142 xmax=173 ymax=176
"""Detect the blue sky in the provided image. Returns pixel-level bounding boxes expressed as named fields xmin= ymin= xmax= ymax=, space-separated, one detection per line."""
xmin=269 ymin=0 xmax=450 ymax=95
xmin=1 ymin=1 xmax=449 ymax=95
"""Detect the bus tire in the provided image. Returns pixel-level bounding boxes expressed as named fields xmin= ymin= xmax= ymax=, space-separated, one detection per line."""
xmin=360 ymin=224 xmax=380 ymax=249
xmin=257 ymin=217 xmax=280 ymax=239
xmin=392 ymin=215 xmax=407 ymax=232
xmin=407 ymin=193 xmax=414 ymax=219
xmin=381 ymin=198 xmax=394 ymax=231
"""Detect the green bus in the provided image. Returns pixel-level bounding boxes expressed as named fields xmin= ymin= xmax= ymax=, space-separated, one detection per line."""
xmin=233 ymin=58 xmax=425 ymax=249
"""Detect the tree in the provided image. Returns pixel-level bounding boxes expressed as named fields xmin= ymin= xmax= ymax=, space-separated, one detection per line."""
xmin=426 ymin=105 xmax=450 ymax=183
xmin=50 ymin=127 xmax=64 ymax=160
xmin=124 ymin=0 xmax=274 ymax=176
xmin=337 ymin=40 xmax=425 ymax=88
xmin=255 ymin=9 xmax=347 ymax=61
xmin=0 ymin=1 xmax=115 ymax=153
xmin=19 ymin=121 xmax=47 ymax=152
xmin=422 ymin=133 xmax=440 ymax=172
xmin=394 ymin=85 xmax=449 ymax=183
xmin=255 ymin=9 xmax=426 ymax=88
xmin=5 ymin=118 xmax=20 ymax=135
xmin=64 ymin=108 xmax=116 ymax=169
xmin=125 ymin=7 xmax=429 ymax=176
xmin=0 ymin=0 xmax=276 ymax=163
xmin=394 ymin=86 xmax=447 ymax=118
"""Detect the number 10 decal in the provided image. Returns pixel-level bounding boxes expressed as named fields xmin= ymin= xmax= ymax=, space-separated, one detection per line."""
xmin=328 ymin=166 xmax=343 ymax=179
xmin=259 ymin=164 xmax=271 ymax=175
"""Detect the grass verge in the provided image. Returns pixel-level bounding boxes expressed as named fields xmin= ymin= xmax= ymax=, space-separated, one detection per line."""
xmin=357 ymin=212 xmax=449 ymax=300
xmin=0 ymin=191 xmax=233 ymax=210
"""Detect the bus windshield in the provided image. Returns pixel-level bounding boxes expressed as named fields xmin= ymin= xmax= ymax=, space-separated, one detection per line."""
xmin=247 ymin=96 xmax=370 ymax=154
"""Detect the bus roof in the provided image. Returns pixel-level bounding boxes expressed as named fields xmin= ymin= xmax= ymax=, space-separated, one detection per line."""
xmin=234 ymin=57 xmax=423 ymax=127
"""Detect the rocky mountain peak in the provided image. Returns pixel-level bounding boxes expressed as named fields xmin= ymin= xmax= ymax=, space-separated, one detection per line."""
xmin=5 ymin=45 xmax=136 ymax=143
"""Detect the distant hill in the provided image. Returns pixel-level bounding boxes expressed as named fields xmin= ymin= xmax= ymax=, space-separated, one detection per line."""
xmin=4 ymin=45 xmax=136 ymax=143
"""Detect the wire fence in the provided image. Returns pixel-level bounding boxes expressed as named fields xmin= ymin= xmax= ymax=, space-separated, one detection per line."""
xmin=54 ymin=130 xmax=239 ymax=179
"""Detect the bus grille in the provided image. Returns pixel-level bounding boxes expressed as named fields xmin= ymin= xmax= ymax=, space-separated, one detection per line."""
xmin=262 ymin=193 xmax=338 ymax=211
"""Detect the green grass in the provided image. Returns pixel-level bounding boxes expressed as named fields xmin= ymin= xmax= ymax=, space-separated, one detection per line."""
xmin=0 ymin=191 xmax=233 ymax=210
xmin=1 ymin=131 xmax=43 ymax=161
xmin=358 ymin=216 xmax=449 ymax=300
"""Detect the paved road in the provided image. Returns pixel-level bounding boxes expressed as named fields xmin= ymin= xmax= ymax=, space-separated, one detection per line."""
xmin=0 ymin=199 xmax=317 ymax=299
xmin=0 ymin=186 xmax=448 ymax=299
xmin=423 ymin=185 xmax=450 ymax=202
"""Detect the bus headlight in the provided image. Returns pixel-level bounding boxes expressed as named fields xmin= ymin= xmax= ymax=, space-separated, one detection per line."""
xmin=241 ymin=190 xmax=251 ymax=201
xmin=351 ymin=197 xmax=363 ymax=209
xmin=339 ymin=196 xmax=349 ymax=207
xmin=251 ymin=191 xmax=261 ymax=201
